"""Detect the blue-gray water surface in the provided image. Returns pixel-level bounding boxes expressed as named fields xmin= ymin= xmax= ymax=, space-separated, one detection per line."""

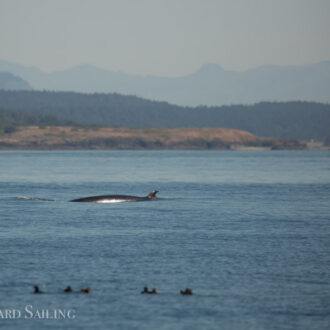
xmin=0 ymin=150 xmax=329 ymax=330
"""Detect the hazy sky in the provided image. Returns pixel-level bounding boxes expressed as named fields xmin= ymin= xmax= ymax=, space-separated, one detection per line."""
xmin=1 ymin=0 xmax=330 ymax=76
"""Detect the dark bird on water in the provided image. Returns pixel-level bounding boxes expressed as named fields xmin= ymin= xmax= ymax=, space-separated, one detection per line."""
xmin=180 ymin=288 xmax=193 ymax=295
xmin=64 ymin=286 xmax=73 ymax=293
xmin=141 ymin=286 xmax=157 ymax=294
xmin=141 ymin=286 xmax=149 ymax=294
xmin=79 ymin=287 xmax=92 ymax=294
xmin=33 ymin=285 xmax=44 ymax=294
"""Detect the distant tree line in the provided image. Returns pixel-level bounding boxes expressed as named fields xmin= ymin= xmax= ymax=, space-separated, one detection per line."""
xmin=0 ymin=107 xmax=78 ymax=134
xmin=0 ymin=90 xmax=329 ymax=141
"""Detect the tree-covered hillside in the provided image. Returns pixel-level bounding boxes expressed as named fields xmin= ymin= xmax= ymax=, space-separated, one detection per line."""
xmin=0 ymin=107 xmax=77 ymax=134
xmin=0 ymin=90 xmax=329 ymax=141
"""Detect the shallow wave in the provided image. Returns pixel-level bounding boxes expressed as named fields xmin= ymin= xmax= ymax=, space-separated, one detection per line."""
xmin=15 ymin=195 xmax=56 ymax=202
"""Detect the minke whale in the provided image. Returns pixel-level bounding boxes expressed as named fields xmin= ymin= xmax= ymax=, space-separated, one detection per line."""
xmin=69 ymin=190 xmax=159 ymax=203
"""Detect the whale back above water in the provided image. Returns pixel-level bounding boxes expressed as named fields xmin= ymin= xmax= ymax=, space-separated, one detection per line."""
xmin=69 ymin=190 xmax=159 ymax=203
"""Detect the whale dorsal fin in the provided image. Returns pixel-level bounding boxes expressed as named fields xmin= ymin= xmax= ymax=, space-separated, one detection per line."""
xmin=147 ymin=190 xmax=159 ymax=199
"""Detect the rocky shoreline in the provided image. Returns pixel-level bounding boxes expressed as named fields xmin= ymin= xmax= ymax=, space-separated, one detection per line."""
xmin=0 ymin=126 xmax=307 ymax=150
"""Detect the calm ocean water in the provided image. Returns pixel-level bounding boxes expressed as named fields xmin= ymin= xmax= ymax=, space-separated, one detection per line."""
xmin=0 ymin=150 xmax=329 ymax=330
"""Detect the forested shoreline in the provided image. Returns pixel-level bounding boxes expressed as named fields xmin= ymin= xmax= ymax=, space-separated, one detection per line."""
xmin=0 ymin=90 xmax=329 ymax=142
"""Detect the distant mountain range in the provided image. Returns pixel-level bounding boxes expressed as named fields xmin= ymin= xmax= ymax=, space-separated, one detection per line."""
xmin=0 ymin=59 xmax=330 ymax=106
xmin=0 ymin=72 xmax=32 ymax=91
